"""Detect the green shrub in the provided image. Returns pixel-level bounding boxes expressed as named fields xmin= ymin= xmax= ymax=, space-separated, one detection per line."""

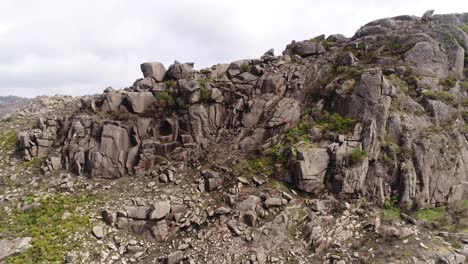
xmin=234 ymin=155 xmax=276 ymax=177
xmin=439 ymin=77 xmax=457 ymax=89
xmin=20 ymin=157 xmax=46 ymax=170
xmin=1 ymin=194 xmax=96 ymax=263
xmin=423 ymin=90 xmax=455 ymax=104
xmin=200 ymin=87 xmax=211 ymax=102
xmin=392 ymin=43 xmax=402 ymax=50
xmin=0 ymin=130 xmax=17 ymax=152
xmin=240 ymin=63 xmax=251 ymax=73
xmin=321 ymin=40 xmax=335 ymax=51
xmin=398 ymin=146 xmax=414 ymax=160
xmin=163 ymin=80 xmax=177 ymax=89
xmin=321 ymin=112 xmax=356 ymax=134
xmin=154 ymin=90 xmax=175 ymax=106
xmin=347 ymin=148 xmax=367 ymax=166
xmin=459 ymin=23 xmax=468 ymax=34
xmin=415 ymin=207 xmax=445 ymax=222
xmin=462 ymin=98 xmax=468 ymax=107
xmin=335 ymin=65 xmax=363 ymax=80
xmin=382 ymin=197 xmax=401 ymax=221
xmin=285 ymin=121 xmax=312 ymax=145
xmin=460 ymin=81 xmax=468 ymax=91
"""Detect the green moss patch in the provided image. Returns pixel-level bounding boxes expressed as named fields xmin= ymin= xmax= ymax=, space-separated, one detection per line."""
xmin=414 ymin=207 xmax=445 ymax=222
xmin=0 ymin=194 xmax=96 ymax=263
xmin=347 ymin=148 xmax=367 ymax=167
xmin=0 ymin=130 xmax=17 ymax=153
xmin=320 ymin=112 xmax=356 ymax=134
xmin=423 ymin=90 xmax=455 ymax=105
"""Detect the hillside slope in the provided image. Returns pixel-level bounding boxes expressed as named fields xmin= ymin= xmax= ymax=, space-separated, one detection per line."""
xmin=1 ymin=10 xmax=468 ymax=264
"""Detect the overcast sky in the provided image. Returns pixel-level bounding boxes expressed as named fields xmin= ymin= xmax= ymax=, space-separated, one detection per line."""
xmin=1 ymin=0 xmax=468 ymax=98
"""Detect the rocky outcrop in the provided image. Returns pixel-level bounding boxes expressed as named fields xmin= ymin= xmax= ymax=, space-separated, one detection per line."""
xmin=16 ymin=11 xmax=468 ymax=212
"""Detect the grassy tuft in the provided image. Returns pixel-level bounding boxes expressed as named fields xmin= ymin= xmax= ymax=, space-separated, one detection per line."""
xmin=347 ymin=148 xmax=367 ymax=166
xmin=460 ymin=81 xmax=468 ymax=92
xmin=415 ymin=207 xmax=445 ymax=222
xmin=1 ymin=194 xmax=96 ymax=263
xmin=423 ymin=90 xmax=455 ymax=104
xmin=438 ymin=77 xmax=457 ymax=89
xmin=163 ymin=80 xmax=177 ymax=89
xmin=154 ymin=90 xmax=175 ymax=106
xmin=233 ymin=155 xmax=276 ymax=178
xmin=320 ymin=112 xmax=356 ymax=134
xmin=0 ymin=130 xmax=17 ymax=152
xmin=240 ymin=63 xmax=251 ymax=73
xmin=285 ymin=121 xmax=313 ymax=145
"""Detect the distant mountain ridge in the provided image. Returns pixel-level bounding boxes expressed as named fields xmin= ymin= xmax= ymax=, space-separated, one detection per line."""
xmin=0 ymin=96 xmax=32 ymax=117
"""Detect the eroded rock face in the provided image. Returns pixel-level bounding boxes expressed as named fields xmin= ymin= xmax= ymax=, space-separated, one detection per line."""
xmin=291 ymin=146 xmax=329 ymax=193
xmin=17 ymin=12 xmax=468 ymax=210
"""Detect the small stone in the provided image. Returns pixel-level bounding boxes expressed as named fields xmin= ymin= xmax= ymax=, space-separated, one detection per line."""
xmin=419 ymin=242 xmax=429 ymax=249
xmin=65 ymin=252 xmax=77 ymax=263
xmin=264 ymin=198 xmax=282 ymax=207
xmin=282 ymin=192 xmax=293 ymax=201
xmin=167 ymin=250 xmax=184 ymax=264
xmin=252 ymin=176 xmax=265 ymax=186
xmin=214 ymin=207 xmax=231 ymax=215
xmin=178 ymin=244 xmax=190 ymax=250
xmin=147 ymin=181 xmax=156 ymax=188
xmin=237 ymin=177 xmax=250 ymax=185
xmin=159 ymin=174 xmax=168 ymax=183
xmin=149 ymin=201 xmax=171 ymax=220
xmin=92 ymin=226 xmax=104 ymax=239
xmin=61 ymin=212 xmax=72 ymax=220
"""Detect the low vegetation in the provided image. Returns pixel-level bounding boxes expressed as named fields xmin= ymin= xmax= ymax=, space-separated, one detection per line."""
xmin=0 ymin=194 xmax=96 ymax=263
xmin=335 ymin=66 xmax=363 ymax=81
xmin=460 ymin=23 xmax=468 ymax=34
xmin=321 ymin=39 xmax=335 ymax=51
xmin=240 ymin=63 xmax=251 ymax=73
xmin=0 ymin=130 xmax=17 ymax=152
xmin=20 ymin=156 xmax=46 ymax=171
xmin=284 ymin=120 xmax=313 ymax=145
xmin=438 ymin=76 xmax=457 ymax=89
xmin=346 ymin=148 xmax=367 ymax=166
xmin=460 ymin=81 xmax=468 ymax=92
xmin=154 ymin=90 xmax=175 ymax=106
xmin=233 ymin=155 xmax=276 ymax=178
xmin=423 ymin=90 xmax=455 ymax=104
xmin=319 ymin=112 xmax=356 ymax=134
xmin=163 ymin=80 xmax=177 ymax=89
xmin=388 ymin=74 xmax=417 ymax=97
xmin=382 ymin=197 xmax=401 ymax=222
xmin=198 ymin=80 xmax=211 ymax=103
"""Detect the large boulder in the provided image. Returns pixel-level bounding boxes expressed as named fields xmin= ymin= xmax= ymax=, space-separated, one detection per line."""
xmin=291 ymin=146 xmax=330 ymax=193
xmin=140 ymin=62 xmax=166 ymax=81
xmin=99 ymin=91 xmax=125 ymax=112
xmin=404 ymin=41 xmax=449 ymax=78
xmin=125 ymin=92 xmax=156 ymax=114
xmin=178 ymin=80 xmax=201 ymax=104
xmin=283 ymin=40 xmax=325 ymax=57
xmin=88 ymin=122 xmax=131 ymax=179
xmin=166 ymin=61 xmax=194 ymax=80
xmin=266 ymin=98 xmax=301 ymax=129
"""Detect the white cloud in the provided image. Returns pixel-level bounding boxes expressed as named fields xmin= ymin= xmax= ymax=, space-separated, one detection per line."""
xmin=0 ymin=0 xmax=467 ymax=97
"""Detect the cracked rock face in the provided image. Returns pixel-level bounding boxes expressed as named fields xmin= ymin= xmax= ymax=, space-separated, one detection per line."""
xmin=4 ymin=10 xmax=468 ymax=264
xmin=16 ymin=10 xmax=468 ymax=228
